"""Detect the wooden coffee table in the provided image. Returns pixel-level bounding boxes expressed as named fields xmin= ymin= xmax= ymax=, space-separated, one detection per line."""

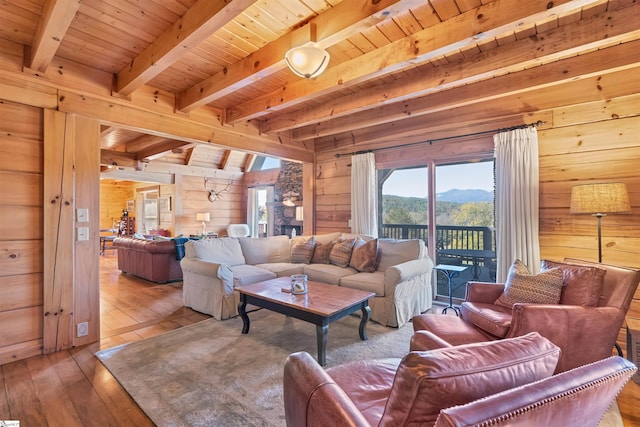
xmin=236 ymin=276 xmax=375 ymax=366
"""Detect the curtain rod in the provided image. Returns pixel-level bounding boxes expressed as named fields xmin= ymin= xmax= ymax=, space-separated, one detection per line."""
xmin=334 ymin=120 xmax=546 ymax=158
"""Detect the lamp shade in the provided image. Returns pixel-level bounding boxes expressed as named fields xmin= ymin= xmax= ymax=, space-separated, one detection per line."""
xmin=569 ymin=183 xmax=631 ymax=215
xmin=285 ymin=45 xmax=330 ymax=79
xmin=196 ymin=212 xmax=210 ymax=222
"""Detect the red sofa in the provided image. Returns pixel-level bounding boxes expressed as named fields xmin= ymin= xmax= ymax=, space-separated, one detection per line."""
xmin=113 ymin=237 xmax=182 ymax=283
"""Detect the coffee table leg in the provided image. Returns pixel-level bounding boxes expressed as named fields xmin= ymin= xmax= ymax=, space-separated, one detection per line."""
xmin=316 ymin=324 xmax=328 ymax=366
xmin=359 ymin=302 xmax=371 ymax=341
xmin=238 ymin=296 xmax=250 ymax=334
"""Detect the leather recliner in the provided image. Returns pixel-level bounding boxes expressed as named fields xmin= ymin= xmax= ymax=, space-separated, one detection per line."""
xmin=413 ymin=258 xmax=640 ymax=373
xmin=282 ymin=332 xmax=636 ymax=427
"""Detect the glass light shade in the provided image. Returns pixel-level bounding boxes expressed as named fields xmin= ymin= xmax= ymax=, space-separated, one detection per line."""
xmin=295 ymin=206 xmax=304 ymax=221
xmin=285 ymin=46 xmax=330 ymax=79
xmin=569 ymin=183 xmax=631 ymax=215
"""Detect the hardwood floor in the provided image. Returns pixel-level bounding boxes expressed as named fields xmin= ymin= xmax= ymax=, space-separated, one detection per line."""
xmin=0 ymin=250 xmax=639 ymax=426
xmin=0 ymin=251 xmax=209 ymax=426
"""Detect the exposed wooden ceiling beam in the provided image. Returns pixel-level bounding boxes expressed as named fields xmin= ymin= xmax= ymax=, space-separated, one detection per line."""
xmin=262 ymin=4 xmax=640 ymax=135
xmin=115 ymin=0 xmax=258 ymax=95
xmin=176 ymin=0 xmax=426 ymax=112
xmin=243 ymin=154 xmax=257 ymax=172
xmin=292 ymin=38 xmax=640 ymax=142
xmin=219 ymin=150 xmax=231 ymax=170
xmin=225 ymin=0 xmax=603 ymax=123
xmin=313 ymin=66 xmax=636 ymax=150
xmin=28 ymin=0 xmax=81 ymax=72
xmin=137 ymin=140 xmax=194 ymax=161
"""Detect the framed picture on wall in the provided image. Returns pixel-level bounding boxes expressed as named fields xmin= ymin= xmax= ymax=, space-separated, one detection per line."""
xmin=126 ymin=199 xmax=135 ymax=213
xmin=159 ymin=196 xmax=172 ymax=212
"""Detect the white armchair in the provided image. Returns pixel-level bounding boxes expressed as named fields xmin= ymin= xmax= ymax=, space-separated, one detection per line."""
xmin=227 ymin=223 xmax=250 ymax=237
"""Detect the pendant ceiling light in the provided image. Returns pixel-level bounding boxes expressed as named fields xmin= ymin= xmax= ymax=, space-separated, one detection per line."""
xmin=285 ymin=45 xmax=330 ymax=79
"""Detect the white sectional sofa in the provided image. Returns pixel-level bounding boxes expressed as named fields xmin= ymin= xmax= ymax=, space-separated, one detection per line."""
xmin=180 ymin=232 xmax=433 ymax=327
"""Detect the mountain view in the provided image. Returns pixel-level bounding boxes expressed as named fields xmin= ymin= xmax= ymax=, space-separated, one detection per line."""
xmin=382 ymin=189 xmax=494 ymax=227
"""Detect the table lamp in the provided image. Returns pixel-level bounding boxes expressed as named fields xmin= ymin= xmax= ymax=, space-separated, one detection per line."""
xmin=569 ymin=182 xmax=631 ymax=262
xmin=196 ymin=212 xmax=210 ymax=236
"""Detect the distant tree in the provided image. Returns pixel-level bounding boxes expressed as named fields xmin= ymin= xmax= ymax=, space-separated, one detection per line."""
xmin=385 ymin=207 xmax=415 ymax=225
xmin=452 ymin=202 xmax=494 ymax=226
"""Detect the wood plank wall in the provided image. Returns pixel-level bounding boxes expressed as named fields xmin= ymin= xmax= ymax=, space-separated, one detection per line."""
xmin=175 ymin=174 xmax=245 ymax=237
xmin=100 ymin=180 xmax=135 ymax=230
xmin=314 ymin=93 xmax=640 ymax=353
xmin=0 ymin=100 xmax=44 ymax=364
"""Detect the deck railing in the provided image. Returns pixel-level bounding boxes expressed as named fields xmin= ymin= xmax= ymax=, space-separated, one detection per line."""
xmin=381 ymin=224 xmax=497 ymax=297
xmin=380 ymin=224 xmax=495 ymax=251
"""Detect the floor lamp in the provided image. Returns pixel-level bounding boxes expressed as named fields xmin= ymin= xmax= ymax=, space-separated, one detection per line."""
xmin=569 ymin=182 xmax=631 ymax=263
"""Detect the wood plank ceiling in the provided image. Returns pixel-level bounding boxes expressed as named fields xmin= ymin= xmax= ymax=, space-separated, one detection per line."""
xmin=1 ymin=0 xmax=639 ymax=175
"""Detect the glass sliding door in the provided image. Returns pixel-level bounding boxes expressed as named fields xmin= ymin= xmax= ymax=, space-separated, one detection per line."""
xmin=434 ymin=161 xmax=495 ymax=300
xmin=379 ymin=167 xmax=429 ymax=243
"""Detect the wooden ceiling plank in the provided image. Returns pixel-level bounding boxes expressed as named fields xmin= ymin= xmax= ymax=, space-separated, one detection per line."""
xmin=261 ymin=3 xmax=640 ymax=134
xmin=116 ymin=0 xmax=258 ymax=95
xmin=29 ymin=0 xmax=81 ymax=72
xmin=429 ymin=0 xmax=461 ymax=20
xmin=176 ymin=0 xmax=425 ymax=113
xmin=226 ymin=0 xmax=604 ymax=124
xmin=291 ymin=39 xmax=640 ymax=141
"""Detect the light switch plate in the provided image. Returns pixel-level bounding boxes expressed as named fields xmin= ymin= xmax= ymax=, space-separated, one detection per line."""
xmin=77 ymin=208 xmax=89 ymax=223
xmin=77 ymin=227 xmax=89 ymax=241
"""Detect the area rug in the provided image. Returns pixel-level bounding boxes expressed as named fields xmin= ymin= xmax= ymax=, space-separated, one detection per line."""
xmin=96 ymin=310 xmax=414 ymax=427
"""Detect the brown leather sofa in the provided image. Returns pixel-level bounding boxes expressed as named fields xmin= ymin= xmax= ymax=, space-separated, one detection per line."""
xmin=413 ymin=258 xmax=640 ymax=373
xmin=283 ymin=332 xmax=636 ymax=427
xmin=113 ymin=237 xmax=182 ymax=283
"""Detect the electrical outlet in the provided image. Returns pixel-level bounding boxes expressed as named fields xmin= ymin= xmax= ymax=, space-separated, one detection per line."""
xmin=77 ymin=322 xmax=89 ymax=337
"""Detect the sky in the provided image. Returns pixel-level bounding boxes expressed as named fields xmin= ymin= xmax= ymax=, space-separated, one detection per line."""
xmin=382 ymin=162 xmax=494 ymax=197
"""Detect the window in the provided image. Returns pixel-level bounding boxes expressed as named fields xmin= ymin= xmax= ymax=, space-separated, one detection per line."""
xmin=249 ymin=156 xmax=280 ymax=171
xmin=247 ymin=186 xmax=273 ymax=237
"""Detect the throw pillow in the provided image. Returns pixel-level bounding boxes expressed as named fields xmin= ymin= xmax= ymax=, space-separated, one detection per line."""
xmin=494 ymin=259 xmax=563 ymax=308
xmin=311 ymin=241 xmax=333 ymax=264
xmin=349 ymin=237 xmax=378 ymax=272
xmin=290 ymin=237 xmax=316 ymax=264
xmin=540 ymin=259 xmax=606 ymax=306
xmin=329 ymin=238 xmax=356 ymax=268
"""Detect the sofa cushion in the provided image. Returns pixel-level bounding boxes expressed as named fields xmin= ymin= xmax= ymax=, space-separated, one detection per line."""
xmin=185 ymin=238 xmax=246 ymax=266
xmin=377 ymin=239 xmax=425 ymax=272
xmin=379 ymin=332 xmax=560 ymax=426
xmin=329 ymin=238 xmax=356 ymax=268
xmin=310 ymin=241 xmax=333 ymax=264
xmin=340 ymin=271 xmax=385 ymax=296
xmin=291 ymin=237 xmax=316 ymax=264
xmin=540 ymin=259 xmax=605 ymax=307
xmin=304 ymin=263 xmax=357 ymax=286
xmin=349 ymin=237 xmax=378 ymax=273
xmin=238 ymin=235 xmax=291 ymax=265
xmin=495 ymin=260 xmax=563 ymax=308
xmin=255 ymin=262 xmax=305 ymax=277
xmin=230 ymin=264 xmax=277 ymax=286
xmin=460 ymin=302 xmax=513 ymax=338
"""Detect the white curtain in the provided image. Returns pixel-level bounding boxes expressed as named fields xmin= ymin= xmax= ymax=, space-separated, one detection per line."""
xmin=351 ymin=152 xmax=378 ymax=237
xmin=494 ymin=127 xmax=540 ymax=282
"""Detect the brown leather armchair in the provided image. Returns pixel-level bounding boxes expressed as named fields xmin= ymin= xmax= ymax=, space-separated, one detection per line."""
xmin=413 ymin=258 xmax=640 ymax=373
xmin=283 ymin=332 xmax=636 ymax=427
